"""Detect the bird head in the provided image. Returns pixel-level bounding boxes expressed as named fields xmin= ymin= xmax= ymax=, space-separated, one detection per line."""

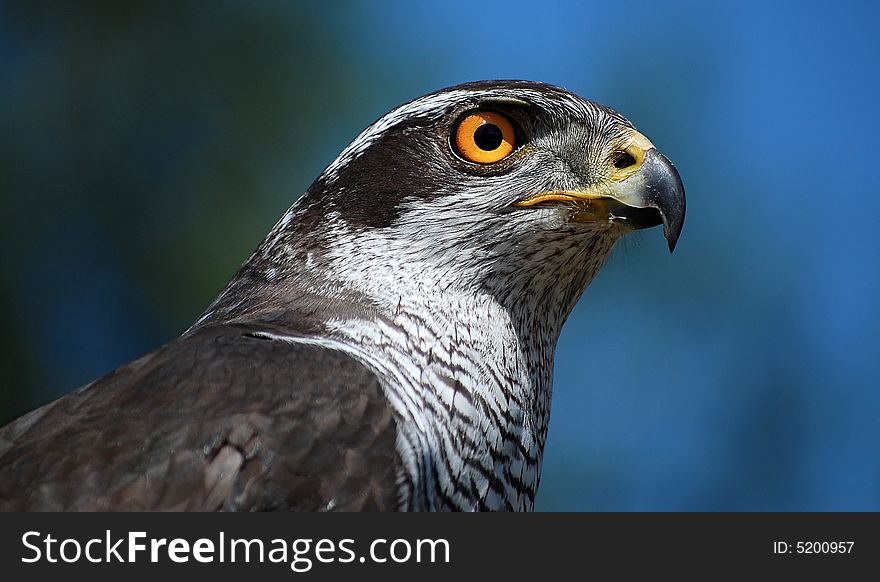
xmin=214 ymin=81 xmax=685 ymax=328
xmin=294 ymin=81 xmax=684 ymax=292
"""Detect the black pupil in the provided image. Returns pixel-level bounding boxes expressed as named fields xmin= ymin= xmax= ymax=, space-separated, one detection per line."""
xmin=473 ymin=123 xmax=504 ymax=151
xmin=612 ymin=150 xmax=637 ymax=169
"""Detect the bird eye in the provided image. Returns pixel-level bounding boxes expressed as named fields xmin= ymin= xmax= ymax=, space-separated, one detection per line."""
xmin=453 ymin=111 xmax=517 ymax=164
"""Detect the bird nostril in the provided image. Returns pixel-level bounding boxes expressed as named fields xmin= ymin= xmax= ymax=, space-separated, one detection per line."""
xmin=611 ymin=150 xmax=638 ymax=170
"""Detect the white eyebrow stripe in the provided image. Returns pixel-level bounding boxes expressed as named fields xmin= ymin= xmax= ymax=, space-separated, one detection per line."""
xmin=319 ymin=89 xmax=472 ymax=183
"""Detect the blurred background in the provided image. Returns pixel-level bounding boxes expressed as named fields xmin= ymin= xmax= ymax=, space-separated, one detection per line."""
xmin=2 ymin=0 xmax=878 ymax=510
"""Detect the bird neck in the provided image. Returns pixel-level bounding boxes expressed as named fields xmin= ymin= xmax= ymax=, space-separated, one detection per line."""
xmin=306 ymin=229 xmax=612 ymax=511
xmin=324 ymin=279 xmax=553 ymax=511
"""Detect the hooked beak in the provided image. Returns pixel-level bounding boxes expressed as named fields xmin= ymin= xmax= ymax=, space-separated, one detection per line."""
xmin=513 ymin=135 xmax=686 ymax=252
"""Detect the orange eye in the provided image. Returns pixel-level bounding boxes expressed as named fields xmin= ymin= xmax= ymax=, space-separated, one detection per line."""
xmin=453 ymin=111 xmax=517 ymax=164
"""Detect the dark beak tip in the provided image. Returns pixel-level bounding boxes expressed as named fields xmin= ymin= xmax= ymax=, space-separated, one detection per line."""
xmin=665 ymin=227 xmax=680 ymax=253
xmin=662 ymin=202 xmax=685 ymax=253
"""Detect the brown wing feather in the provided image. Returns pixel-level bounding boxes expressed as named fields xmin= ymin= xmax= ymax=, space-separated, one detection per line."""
xmin=0 ymin=324 xmax=400 ymax=511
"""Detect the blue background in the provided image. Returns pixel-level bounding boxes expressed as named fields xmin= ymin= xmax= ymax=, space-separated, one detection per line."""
xmin=2 ymin=1 xmax=878 ymax=510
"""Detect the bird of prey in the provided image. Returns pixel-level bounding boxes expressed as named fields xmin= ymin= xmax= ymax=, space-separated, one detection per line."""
xmin=0 ymin=80 xmax=684 ymax=511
